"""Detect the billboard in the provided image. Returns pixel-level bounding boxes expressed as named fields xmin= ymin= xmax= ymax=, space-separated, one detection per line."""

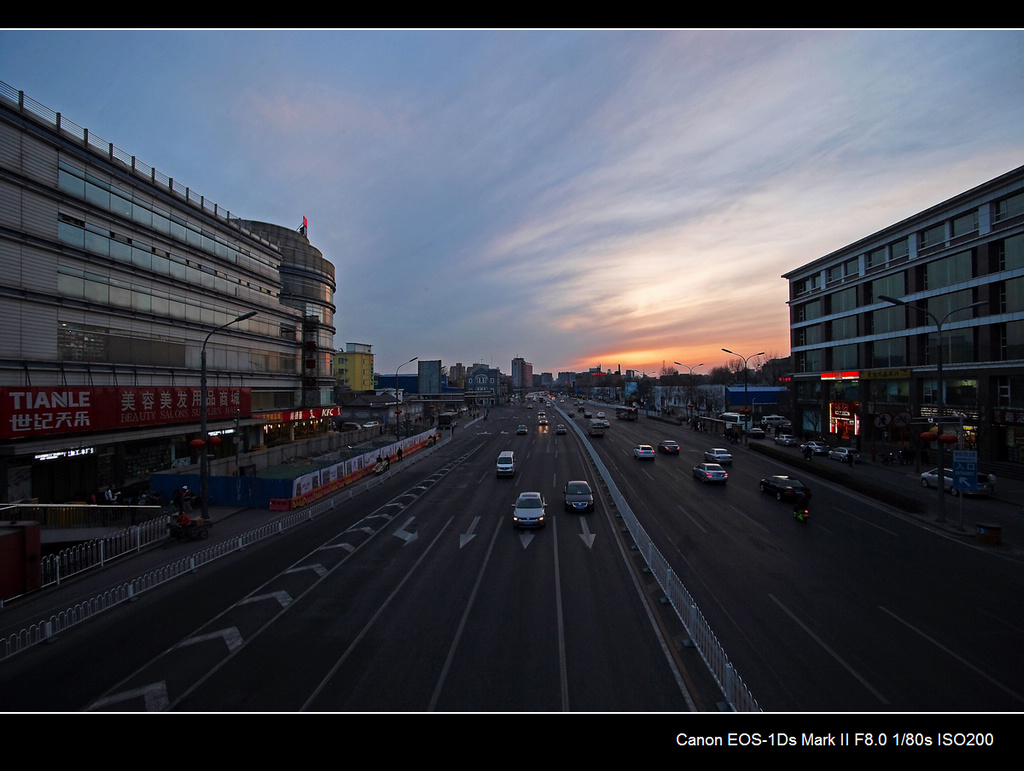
xmin=1 ymin=386 xmax=251 ymax=440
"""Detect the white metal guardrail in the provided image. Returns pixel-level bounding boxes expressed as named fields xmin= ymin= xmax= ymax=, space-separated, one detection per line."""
xmin=560 ymin=402 xmax=760 ymax=712
xmin=0 ymin=434 xmax=454 ymax=662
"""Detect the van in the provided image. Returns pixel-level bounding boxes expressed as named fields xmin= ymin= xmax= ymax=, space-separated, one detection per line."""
xmin=496 ymin=451 xmax=516 ymax=477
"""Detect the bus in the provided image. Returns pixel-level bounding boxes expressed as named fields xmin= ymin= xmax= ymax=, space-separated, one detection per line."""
xmin=615 ymin=405 xmax=638 ymax=420
xmin=438 ymin=411 xmax=458 ymax=429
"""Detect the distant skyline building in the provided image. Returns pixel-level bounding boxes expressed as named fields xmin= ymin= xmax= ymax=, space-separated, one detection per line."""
xmin=783 ymin=163 xmax=1024 ymax=467
xmin=511 ymin=356 xmax=533 ymax=391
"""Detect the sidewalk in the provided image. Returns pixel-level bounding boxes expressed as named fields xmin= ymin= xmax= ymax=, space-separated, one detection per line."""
xmin=1 ymin=428 xmax=467 ymax=649
xmin=749 ymin=437 xmax=1024 ymax=554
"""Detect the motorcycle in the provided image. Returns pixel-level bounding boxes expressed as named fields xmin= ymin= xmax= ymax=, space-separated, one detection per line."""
xmin=793 ymin=496 xmax=810 ymax=523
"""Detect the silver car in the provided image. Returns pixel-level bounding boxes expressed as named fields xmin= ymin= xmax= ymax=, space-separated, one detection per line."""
xmin=828 ymin=447 xmax=859 ymax=463
xmin=704 ymin=448 xmax=733 ymax=465
xmin=693 ymin=463 xmax=728 ymax=484
xmin=512 ymin=491 xmax=547 ymax=528
xmin=920 ymin=468 xmax=997 ymax=496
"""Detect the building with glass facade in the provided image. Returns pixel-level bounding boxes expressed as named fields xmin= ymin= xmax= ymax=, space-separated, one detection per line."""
xmin=0 ymin=82 xmax=335 ymax=502
xmin=783 ymin=163 xmax=1024 ymax=470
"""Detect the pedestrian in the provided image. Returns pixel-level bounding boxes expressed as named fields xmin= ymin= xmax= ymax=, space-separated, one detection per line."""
xmin=173 ymin=486 xmax=183 ymax=515
xmin=397 ymin=446 xmax=403 ymax=462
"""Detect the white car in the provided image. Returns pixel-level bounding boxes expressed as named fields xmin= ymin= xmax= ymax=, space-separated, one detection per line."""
xmin=512 ymin=491 xmax=547 ymax=528
xmin=800 ymin=441 xmax=830 ymax=455
xmin=633 ymin=444 xmax=656 ymax=460
xmin=704 ymin=448 xmax=733 ymax=464
xmin=920 ymin=468 xmax=997 ymax=496
xmin=775 ymin=434 xmax=798 ymax=446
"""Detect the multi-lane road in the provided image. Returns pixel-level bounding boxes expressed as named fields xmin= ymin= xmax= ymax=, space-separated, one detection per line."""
xmin=572 ymin=401 xmax=1024 ymax=712
xmin=0 ymin=405 xmax=698 ymax=712
xmin=2 ymin=400 xmax=1022 ymax=715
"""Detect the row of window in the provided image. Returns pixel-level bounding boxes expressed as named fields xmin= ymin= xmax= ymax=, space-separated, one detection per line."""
xmin=794 ymin=192 xmax=1024 ymax=295
xmin=58 ymin=161 xmax=280 ymax=282
xmin=795 ymin=239 xmax=1023 ymax=323
xmin=57 ymin=320 xmax=299 ymax=374
xmin=795 ymin=319 xmax=1023 ymax=372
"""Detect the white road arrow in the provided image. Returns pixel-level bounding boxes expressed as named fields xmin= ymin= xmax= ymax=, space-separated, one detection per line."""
xmin=460 ymin=516 xmax=480 ymax=547
xmin=578 ymin=517 xmax=596 ymax=548
xmin=394 ymin=517 xmax=418 ymax=545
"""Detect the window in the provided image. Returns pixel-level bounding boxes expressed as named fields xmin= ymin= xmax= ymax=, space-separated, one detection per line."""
xmin=871 ymin=337 xmax=906 ymax=368
xmin=997 ymin=234 xmax=1024 ymax=271
xmin=868 ymin=272 xmax=905 ymax=303
xmin=924 ymin=251 xmax=972 ymax=289
xmin=831 ymin=315 xmax=857 ymax=340
xmin=919 ymin=223 xmax=945 ymax=249
xmin=995 ymin=192 xmax=1024 ymax=222
xmin=951 ymin=210 xmax=978 ymax=238
xmin=830 ymin=287 xmax=857 ymax=314
xmin=831 ymin=343 xmax=858 ymax=369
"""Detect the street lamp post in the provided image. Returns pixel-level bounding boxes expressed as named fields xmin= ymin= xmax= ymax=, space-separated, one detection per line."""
xmin=722 ymin=348 xmax=764 ymax=439
xmin=394 ymin=356 xmax=418 ymax=438
xmin=674 ymin=361 xmax=703 ymax=420
xmin=200 ymin=310 xmax=257 ymax=520
xmin=878 ymin=295 xmax=984 ymax=524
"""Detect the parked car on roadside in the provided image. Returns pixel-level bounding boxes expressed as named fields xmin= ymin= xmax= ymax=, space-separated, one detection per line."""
xmin=828 ymin=447 xmax=859 ymax=463
xmin=775 ymin=434 xmax=798 ymax=446
xmin=799 ymin=441 xmax=830 ymax=455
xmin=920 ymin=468 xmax=997 ymax=496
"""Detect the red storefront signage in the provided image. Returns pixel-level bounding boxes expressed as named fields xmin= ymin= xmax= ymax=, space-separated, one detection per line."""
xmin=1 ymin=386 xmax=251 ymax=439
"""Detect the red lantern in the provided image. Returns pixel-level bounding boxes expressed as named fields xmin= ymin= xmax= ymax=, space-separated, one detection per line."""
xmin=938 ymin=434 xmax=958 ymax=444
xmin=209 ymin=435 xmax=222 ymax=446
xmin=189 ymin=438 xmax=206 ymax=449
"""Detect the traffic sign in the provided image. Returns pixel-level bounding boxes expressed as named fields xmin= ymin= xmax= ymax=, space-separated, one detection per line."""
xmin=952 ymin=450 xmax=977 ymax=491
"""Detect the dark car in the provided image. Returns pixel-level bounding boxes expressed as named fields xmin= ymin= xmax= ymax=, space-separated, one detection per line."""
xmin=658 ymin=440 xmax=680 ymax=454
xmin=564 ymin=480 xmax=595 ymax=512
xmin=759 ymin=475 xmax=812 ymax=501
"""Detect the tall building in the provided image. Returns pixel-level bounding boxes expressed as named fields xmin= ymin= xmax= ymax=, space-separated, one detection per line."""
xmin=783 ymin=164 xmax=1024 ymax=468
xmin=511 ymin=357 xmax=533 ymax=392
xmin=238 ymin=220 xmax=336 ymax=407
xmin=0 ymin=82 xmax=331 ymax=502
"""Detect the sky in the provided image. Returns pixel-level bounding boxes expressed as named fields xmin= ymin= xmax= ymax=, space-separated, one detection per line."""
xmin=2 ymin=29 xmax=1023 ymax=377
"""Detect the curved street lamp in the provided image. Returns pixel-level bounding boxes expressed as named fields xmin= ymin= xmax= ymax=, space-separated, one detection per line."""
xmin=200 ymin=310 xmax=257 ymax=519
xmin=394 ymin=356 xmax=418 ymax=438
xmin=878 ymin=295 xmax=984 ymax=524
xmin=722 ymin=348 xmax=764 ymax=436
xmin=674 ymin=361 xmax=703 ymax=420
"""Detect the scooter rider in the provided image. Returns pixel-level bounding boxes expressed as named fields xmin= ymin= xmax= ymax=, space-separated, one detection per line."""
xmin=793 ymin=490 xmax=810 ymax=521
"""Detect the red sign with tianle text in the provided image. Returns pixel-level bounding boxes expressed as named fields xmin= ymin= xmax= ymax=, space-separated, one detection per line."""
xmin=1 ymin=386 xmax=251 ymax=439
